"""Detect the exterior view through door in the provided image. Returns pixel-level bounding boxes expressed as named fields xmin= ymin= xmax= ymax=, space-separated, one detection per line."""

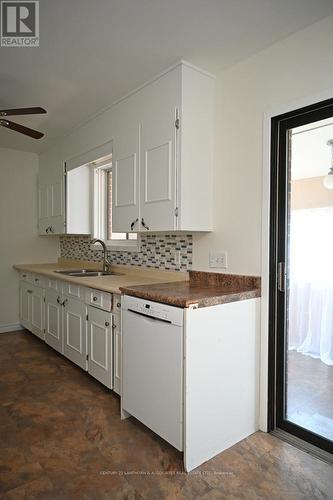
xmin=269 ymin=99 xmax=333 ymax=455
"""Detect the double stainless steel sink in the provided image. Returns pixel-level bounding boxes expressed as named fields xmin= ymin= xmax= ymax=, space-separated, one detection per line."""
xmin=55 ymin=269 xmax=122 ymax=277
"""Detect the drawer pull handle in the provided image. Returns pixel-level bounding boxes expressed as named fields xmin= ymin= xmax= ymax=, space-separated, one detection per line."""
xmin=57 ymin=296 xmax=61 ymax=304
xmin=22 ymin=274 xmax=27 ymax=278
xmin=130 ymin=218 xmax=138 ymax=231
xmin=105 ymin=321 xmax=109 ymax=327
xmin=93 ymin=297 xmax=98 ymax=302
xmin=141 ymin=218 xmax=150 ymax=230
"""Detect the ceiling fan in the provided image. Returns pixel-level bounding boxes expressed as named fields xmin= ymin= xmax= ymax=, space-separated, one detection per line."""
xmin=0 ymin=107 xmax=46 ymax=139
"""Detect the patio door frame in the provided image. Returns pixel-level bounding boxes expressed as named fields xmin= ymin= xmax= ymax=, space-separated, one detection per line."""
xmin=268 ymin=97 xmax=333 ymax=454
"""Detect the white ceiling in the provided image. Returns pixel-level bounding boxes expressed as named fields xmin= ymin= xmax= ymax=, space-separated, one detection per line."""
xmin=292 ymin=119 xmax=333 ymax=179
xmin=1 ymin=0 xmax=333 ymax=153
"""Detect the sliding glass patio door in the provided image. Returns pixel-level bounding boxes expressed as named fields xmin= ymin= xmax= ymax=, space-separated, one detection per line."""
xmin=269 ymin=99 xmax=333 ymax=454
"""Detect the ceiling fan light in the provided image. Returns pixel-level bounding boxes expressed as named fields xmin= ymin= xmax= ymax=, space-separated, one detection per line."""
xmin=323 ymin=171 xmax=333 ymax=189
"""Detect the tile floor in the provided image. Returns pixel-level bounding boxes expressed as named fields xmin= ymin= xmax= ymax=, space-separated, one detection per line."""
xmin=1 ymin=331 xmax=332 ymax=499
xmin=287 ymin=351 xmax=333 ymax=441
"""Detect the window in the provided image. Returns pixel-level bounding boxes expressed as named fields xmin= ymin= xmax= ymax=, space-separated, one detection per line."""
xmin=91 ymin=155 xmax=138 ymax=250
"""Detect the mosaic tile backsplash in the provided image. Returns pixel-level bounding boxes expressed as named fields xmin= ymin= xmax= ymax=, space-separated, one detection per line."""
xmin=60 ymin=234 xmax=193 ymax=271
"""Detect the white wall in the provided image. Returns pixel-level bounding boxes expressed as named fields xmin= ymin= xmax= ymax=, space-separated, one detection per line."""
xmin=193 ymin=14 xmax=333 ymax=275
xmin=0 ymin=147 xmax=59 ymax=331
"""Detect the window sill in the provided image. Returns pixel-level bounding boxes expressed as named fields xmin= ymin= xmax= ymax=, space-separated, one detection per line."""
xmin=90 ymin=239 xmax=140 ymax=253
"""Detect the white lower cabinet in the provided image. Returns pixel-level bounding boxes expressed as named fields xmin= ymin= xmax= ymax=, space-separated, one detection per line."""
xmin=113 ymin=299 xmax=122 ymax=395
xmin=30 ymin=284 xmax=45 ymax=340
xmin=20 ymin=282 xmax=32 ymax=331
xmin=87 ymin=306 xmax=113 ymax=389
xmin=19 ymin=275 xmax=119 ymax=392
xmin=45 ymin=288 xmax=63 ymax=353
xmin=63 ymin=296 xmax=87 ymax=370
xmin=20 ymin=281 xmax=44 ymax=340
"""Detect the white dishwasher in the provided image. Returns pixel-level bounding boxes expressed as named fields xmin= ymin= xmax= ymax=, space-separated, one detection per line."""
xmin=122 ymin=295 xmax=184 ymax=451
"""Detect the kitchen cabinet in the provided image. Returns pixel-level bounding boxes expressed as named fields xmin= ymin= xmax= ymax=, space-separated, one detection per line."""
xmin=112 ymin=96 xmax=140 ymax=233
xmin=19 ymin=282 xmax=32 ymax=331
xmin=37 ymin=62 xmax=213 ymax=234
xmin=112 ymin=62 xmax=214 ymax=232
xmin=18 ymin=272 xmax=119 ymax=391
xmin=30 ymin=284 xmax=45 ymax=340
xmin=112 ymin=294 xmax=122 ymax=395
xmin=87 ymin=306 xmax=113 ymax=389
xmin=38 ymin=151 xmax=65 ymax=235
xmin=63 ymin=296 xmax=87 ymax=370
xmin=19 ymin=281 xmax=44 ymax=340
xmin=139 ymin=69 xmax=178 ymax=232
xmin=45 ymin=288 xmax=63 ymax=353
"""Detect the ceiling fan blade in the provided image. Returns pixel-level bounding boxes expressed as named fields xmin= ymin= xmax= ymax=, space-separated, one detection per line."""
xmin=0 ymin=119 xmax=44 ymax=139
xmin=0 ymin=107 xmax=47 ymax=117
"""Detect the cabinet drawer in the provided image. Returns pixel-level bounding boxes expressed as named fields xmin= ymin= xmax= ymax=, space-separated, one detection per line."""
xmin=86 ymin=288 xmax=112 ymax=312
xmin=46 ymin=278 xmax=64 ymax=291
xmin=62 ymin=282 xmax=85 ymax=300
xmin=112 ymin=294 xmax=122 ymax=313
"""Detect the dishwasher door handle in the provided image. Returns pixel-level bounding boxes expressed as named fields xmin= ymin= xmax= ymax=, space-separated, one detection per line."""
xmin=127 ymin=308 xmax=172 ymax=324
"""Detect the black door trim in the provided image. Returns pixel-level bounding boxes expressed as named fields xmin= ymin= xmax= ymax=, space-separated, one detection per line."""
xmin=268 ymin=97 xmax=333 ymax=454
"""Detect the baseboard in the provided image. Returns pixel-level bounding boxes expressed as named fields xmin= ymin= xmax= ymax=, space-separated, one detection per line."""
xmin=0 ymin=323 xmax=25 ymax=334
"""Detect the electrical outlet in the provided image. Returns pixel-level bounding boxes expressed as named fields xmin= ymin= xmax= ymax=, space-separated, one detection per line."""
xmin=174 ymin=250 xmax=181 ymax=265
xmin=209 ymin=251 xmax=228 ymax=269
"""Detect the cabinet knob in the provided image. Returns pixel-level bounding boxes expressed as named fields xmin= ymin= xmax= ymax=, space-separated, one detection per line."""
xmin=49 ymin=226 xmax=54 ymax=233
xmin=46 ymin=227 xmax=49 ymax=234
xmin=105 ymin=321 xmax=109 ymax=327
xmin=93 ymin=296 xmax=98 ymax=302
xmin=22 ymin=274 xmax=27 ymax=278
xmin=117 ymin=302 xmax=121 ymax=308
xmin=57 ymin=296 xmax=61 ymax=304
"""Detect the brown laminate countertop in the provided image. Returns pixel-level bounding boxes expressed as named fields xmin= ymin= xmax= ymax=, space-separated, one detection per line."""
xmin=14 ymin=262 xmax=260 ymax=308
xmin=120 ymin=271 xmax=261 ymax=308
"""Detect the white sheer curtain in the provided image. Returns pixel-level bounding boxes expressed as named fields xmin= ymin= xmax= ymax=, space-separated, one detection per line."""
xmin=288 ymin=206 xmax=333 ymax=365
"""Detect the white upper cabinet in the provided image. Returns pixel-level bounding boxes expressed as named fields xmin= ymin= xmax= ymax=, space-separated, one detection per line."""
xmin=112 ymin=96 xmax=140 ymax=233
xmin=112 ymin=62 xmax=214 ymax=232
xmin=38 ymin=61 xmax=214 ymax=234
xmin=139 ymin=68 xmax=179 ymax=232
xmin=38 ymin=150 xmax=65 ymax=235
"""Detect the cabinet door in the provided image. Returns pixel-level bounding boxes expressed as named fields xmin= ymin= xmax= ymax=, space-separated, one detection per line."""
xmin=112 ymin=99 xmax=140 ymax=233
xmin=38 ymin=185 xmax=49 ymax=220
xmin=19 ymin=282 xmax=32 ymax=330
xmin=30 ymin=285 xmax=45 ymax=340
xmin=38 ymin=151 xmax=65 ymax=236
xmin=140 ymin=70 xmax=179 ymax=232
xmin=88 ymin=307 xmax=113 ymax=388
xmin=63 ymin=297 xmax=87 ymax=370
xmin=113 ymin=312 xmax=121 ymax=395
xmin=45 ymin=289 xmax=63 ymax=354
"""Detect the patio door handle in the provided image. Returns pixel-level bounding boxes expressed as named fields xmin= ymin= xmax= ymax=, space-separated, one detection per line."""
xmin=278 ymin=262 xmax=286 ymax=292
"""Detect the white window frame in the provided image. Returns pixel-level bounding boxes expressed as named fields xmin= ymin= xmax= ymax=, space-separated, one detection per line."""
xmin=91 ymin=162 xmax=139 ymax=252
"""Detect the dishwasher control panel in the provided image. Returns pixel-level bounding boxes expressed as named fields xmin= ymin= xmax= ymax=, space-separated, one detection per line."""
xmin=123 ymin=295 xmax=184 ymax=327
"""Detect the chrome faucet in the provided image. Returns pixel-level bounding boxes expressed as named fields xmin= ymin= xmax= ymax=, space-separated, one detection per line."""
xmin=91 ymin=239 xmax=112 ymax=272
